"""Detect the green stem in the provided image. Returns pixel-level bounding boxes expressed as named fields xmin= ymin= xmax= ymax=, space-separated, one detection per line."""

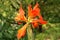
xmin=27 ymin=25 xmax=34 ymax=40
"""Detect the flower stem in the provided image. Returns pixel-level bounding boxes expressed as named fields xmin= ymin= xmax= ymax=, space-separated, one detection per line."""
xmin=27 ymin=25 xmax=34 ymax=40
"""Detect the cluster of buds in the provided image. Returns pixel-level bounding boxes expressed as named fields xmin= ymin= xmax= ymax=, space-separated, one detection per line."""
xmin=14 ymin=2 xmax=47 ymax=40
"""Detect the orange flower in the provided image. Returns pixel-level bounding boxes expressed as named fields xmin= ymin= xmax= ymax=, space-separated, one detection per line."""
xmin=15 ymin=2 xmax=47 ymax=40
xmin=17 ymin=23 xmax=28 ymax=40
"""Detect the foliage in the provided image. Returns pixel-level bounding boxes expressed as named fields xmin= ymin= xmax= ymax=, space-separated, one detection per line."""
xmin=0 ymin=0 xmax=60 ymax=40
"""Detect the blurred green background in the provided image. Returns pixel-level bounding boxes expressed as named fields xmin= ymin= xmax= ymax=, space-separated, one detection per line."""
xmin=0 ymin=0 xmax=60 ymax=40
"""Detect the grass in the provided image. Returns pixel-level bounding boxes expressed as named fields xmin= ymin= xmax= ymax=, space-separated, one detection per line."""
xmin=35 ymin=23 xmax=60 ymax=40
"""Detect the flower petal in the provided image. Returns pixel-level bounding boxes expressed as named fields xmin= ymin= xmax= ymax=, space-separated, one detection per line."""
xmin=40 ymin=20 xmax=47 ymax=24
xmin=32 ymin=2 xmax=40 ymax=17
xmin=39 ymin=15 xmax=47 ymax=24
xmin=32 ymin=22 xmax=38 ymax=28
xmin=28 ymin=3 xmax=40 ymax=18
xmin=17 ymin=23 xmax=28 ymax=40
xmin=32 ymin=19 xmax=39 ymax=28
xmin=15 ymin=6 xmax=27 ymax=22
xmin=28 ymin=5 xmax=33 ymax=18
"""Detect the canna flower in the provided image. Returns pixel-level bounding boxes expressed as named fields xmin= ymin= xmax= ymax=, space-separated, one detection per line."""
xmin=14 ymin=2 xmax=47 ymax=40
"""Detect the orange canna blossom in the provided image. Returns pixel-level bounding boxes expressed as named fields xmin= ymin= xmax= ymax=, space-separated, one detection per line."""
xmin=15 ymin=2 xmax=47 ymax=40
